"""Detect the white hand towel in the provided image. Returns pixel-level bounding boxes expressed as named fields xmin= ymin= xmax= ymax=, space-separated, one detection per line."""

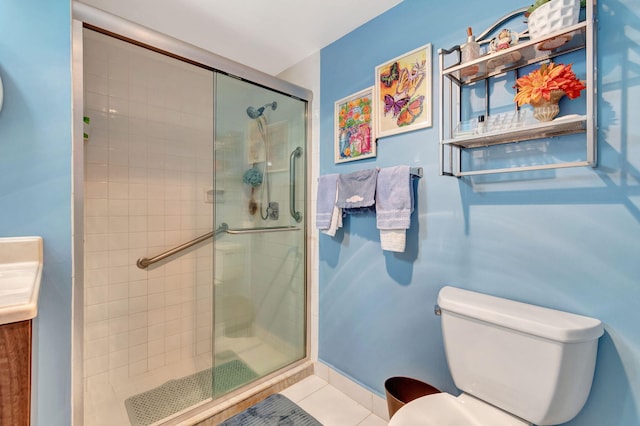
xmin=380 ymin=229 xmax=407 ymax=252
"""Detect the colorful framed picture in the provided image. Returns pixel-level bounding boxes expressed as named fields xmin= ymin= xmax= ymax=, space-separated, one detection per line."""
xmin=374 ymin=43 xmax=432 ymax=139
xmin=334 ymin=87 xmax=376 ymax=163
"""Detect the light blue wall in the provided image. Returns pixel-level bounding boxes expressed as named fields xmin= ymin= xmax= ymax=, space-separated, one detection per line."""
xmin=319 ymin=1 xmax=640 ymax=425
xmin=0 ymin=1 xmax=72 ymax=425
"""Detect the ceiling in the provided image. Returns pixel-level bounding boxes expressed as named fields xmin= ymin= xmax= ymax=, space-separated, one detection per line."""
xmin=80 ymin=0 xmax=403 ymax=75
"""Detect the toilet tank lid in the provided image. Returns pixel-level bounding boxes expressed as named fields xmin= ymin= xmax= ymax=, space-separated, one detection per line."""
xmin=438 ymin=286 xmax=604 ymax=343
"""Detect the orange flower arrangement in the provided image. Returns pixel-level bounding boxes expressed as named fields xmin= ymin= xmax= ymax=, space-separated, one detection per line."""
xmin=514 ymin=62 xmax=586 ymax=106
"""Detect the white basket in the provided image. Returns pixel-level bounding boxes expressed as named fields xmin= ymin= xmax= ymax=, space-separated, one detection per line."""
xmin=527 ymin=0 xmax=580 ymax=40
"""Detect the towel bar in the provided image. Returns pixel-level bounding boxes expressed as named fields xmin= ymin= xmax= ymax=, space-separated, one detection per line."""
xmin=409 ymin=167 xmax=423 ymax=178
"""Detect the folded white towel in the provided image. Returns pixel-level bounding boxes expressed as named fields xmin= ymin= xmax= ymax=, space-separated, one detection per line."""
xmin=380 ymin=229 xmax=407 ymax=252
xmin=316 ymin=174 xmax=339 ymax=229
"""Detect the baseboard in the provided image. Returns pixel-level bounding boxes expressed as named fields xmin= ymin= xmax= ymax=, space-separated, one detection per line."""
xmin=314 ymin=362 xmax=390 ymax=421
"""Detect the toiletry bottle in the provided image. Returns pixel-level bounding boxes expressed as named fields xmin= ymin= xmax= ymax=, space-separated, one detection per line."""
xmin=461 ymin=27 xmax=480 ymax=63
xmin=475 ymin=115 xmax=486 ymax=134
xmin=460 ymin=27 xmax=481 ymax=78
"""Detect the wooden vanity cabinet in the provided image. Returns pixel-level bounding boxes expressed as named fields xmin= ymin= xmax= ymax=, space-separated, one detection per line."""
xmin=0 ymin=319 xmax=32 ymax=426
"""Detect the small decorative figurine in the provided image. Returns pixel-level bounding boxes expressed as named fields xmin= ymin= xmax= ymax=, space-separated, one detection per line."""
xmin=489 ymin=29 xmax=519 ymax=52
xmin=496 ymin=29 xmax=513 ymax=50
xmin=487 ymin=29 xmax=521 ymax=69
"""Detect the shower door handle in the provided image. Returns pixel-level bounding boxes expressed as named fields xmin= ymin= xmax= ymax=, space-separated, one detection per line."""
xmin=289 ymin=146 xmax=303 ymax=223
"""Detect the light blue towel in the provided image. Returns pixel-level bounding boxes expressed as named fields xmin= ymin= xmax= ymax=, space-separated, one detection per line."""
xmin=376 ymin=165 xmax=413 ymax=229
xmin=335 ymin=168 xmax=379 ymax=209
xmin=316 ymin=174 xmax=339 ymax=229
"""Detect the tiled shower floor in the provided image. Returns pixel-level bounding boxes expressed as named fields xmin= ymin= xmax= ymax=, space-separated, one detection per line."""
xmin=85 ymin=336 xmax=386 ymax=426
xmin=84 ymin=335 xmax=292 ymax=426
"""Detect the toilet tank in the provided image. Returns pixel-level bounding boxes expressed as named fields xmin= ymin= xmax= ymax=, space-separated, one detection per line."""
xmin=437 ymin=286 xmax=603 ymax=426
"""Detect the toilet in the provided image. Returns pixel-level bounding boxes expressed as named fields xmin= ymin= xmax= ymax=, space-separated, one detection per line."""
xmin=389 ymin=286 xmax=604 ymax=426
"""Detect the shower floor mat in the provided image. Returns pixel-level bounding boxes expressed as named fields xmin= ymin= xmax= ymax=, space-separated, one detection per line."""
xmin=124 ymin=354 xmax=258 ymax=426
xmin=219 ymin=393 xmax=322 ymax=426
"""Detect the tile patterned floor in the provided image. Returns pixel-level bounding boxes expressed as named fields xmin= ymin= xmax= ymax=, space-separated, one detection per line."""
xmin=280 ymin=375 xmax=387 ymax=426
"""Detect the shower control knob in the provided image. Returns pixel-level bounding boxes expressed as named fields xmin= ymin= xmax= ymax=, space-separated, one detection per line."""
xmin=268 ymin=202 xmax=279 ymax=220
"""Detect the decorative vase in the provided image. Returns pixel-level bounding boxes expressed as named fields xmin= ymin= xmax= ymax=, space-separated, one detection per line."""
xmin=527 ymin=0 xmax=580 ymax=50
xmin=531 ymin=90 xmax=565 ymax=122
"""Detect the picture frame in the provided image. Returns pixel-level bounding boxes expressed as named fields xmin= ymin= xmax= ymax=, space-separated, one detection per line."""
xmin=247 ymin=120 xmax=288 ymax=172
xmin=334 ymin=86 xmax=376 ymax=163
xmin=374 ymin=43 xmax=432 ymax=139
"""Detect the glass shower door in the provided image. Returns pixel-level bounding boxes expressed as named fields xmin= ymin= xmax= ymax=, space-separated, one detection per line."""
xmin=211 ymin=73 xmax=307 ymax=396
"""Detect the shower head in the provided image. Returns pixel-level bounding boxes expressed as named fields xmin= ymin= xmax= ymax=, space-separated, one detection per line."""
xmin=246 ymin=101 xmax=277 ymax=119
xmin=246 ymin=106 xmax=263 ymax=119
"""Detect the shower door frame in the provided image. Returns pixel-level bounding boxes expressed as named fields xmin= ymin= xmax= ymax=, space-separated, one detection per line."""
xmin=71 ymin=4 xmax=312 ymax=425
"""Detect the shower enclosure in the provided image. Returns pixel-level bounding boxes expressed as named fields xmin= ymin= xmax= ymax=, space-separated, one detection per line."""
xmin=80 ymin=21 xmax=308 ymax=426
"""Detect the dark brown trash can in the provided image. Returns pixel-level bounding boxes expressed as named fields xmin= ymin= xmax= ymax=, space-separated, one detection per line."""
xmin=384 ymin=376 xmax=440 ymax=419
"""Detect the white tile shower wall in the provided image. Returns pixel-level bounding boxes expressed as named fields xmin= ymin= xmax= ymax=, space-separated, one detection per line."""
xmin=83 ymin=30 xmax=215 ymax=393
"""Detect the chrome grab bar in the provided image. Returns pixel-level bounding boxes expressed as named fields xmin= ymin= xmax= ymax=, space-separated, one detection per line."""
xmin=136 ymin=223 xmax=300 ymax=269
xmin=136 ymin=226 xmax=224 ymax=269
xmin=289 ymin=146 xmax=303 ymax=222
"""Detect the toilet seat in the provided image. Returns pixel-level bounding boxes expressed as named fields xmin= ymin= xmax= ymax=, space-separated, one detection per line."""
xmin=388 ymin=393 xmax=530 ymax=426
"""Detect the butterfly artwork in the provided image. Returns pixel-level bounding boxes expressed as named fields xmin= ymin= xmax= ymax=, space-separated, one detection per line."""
xmin=396 ymin=59 xmax=426 ymax=98
xmin=375 ymin=43 xmax=432 ymax=138
xmin=380 ymin=62 xmax=399 ymax=88
xmin=383 ymin=94 xmax=410 ymax=118
xmin=384 ymin=93 xmax=424 ymax=127
xmin=396 ymin=95 xmax=425 ymax=127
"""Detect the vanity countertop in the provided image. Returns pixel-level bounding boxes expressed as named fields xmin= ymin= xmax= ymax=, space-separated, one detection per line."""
xmin=0 ymin=237 xmax=43 ymax=325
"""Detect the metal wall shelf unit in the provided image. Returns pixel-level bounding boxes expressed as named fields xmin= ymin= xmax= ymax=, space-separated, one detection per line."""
xmin=438 ymin=1 xmax=596 ymax=177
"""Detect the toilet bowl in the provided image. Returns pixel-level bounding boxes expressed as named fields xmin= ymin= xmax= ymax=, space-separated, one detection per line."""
xmin=389 ymin=393 xmax=528 ymax=426
xmin=389 ymin=286 xmax=603 ymax=426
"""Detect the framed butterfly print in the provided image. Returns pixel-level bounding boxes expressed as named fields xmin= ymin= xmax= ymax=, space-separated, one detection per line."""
xmin=334 ymin=86 xmax=376 ymax=163
xmin=374 ymin=43 xmax=432 ymax=139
